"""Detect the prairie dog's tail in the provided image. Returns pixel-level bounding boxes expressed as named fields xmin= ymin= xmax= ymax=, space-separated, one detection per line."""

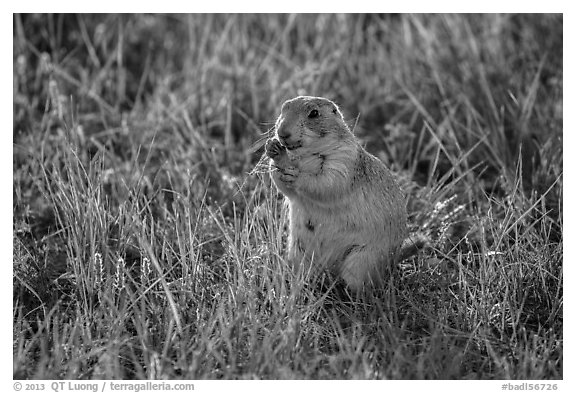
xmin=398 ymin=233 xmax=429 ymax=261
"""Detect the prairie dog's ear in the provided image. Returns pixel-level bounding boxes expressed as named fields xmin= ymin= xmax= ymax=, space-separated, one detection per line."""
xmin=329 ymin=101 xmax=346 ymax=122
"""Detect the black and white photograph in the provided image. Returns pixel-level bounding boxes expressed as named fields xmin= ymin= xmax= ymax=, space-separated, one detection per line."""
xmin=12 ymin=11 xmax=563 ymax=383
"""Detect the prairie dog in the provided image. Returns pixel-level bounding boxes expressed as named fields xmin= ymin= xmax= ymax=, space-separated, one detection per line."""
xmin=265 ymin=96 xmax=408 ymax=292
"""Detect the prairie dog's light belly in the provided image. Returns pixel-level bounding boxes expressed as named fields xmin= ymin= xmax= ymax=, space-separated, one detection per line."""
xmin=289 ymin=199 xmax=367 ymax=267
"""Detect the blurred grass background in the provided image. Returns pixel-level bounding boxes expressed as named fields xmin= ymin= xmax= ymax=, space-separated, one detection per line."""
xmin=13 ymin=14 xmax=562 ymax=379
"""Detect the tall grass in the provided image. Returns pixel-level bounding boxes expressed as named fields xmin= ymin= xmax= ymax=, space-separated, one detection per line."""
xmin=13 ymin=14 xmax=562 ymax=379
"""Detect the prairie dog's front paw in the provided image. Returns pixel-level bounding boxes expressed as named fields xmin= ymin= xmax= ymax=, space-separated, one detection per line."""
xmin=265 ymin=138 xmax=286 ymax=159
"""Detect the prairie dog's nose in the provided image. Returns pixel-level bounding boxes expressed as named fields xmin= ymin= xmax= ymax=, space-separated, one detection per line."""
xmin=276 ymin=117 xmax=291 ymax=140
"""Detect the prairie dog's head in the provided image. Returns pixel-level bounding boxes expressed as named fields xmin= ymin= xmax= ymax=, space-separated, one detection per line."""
xmin=274 ymin=96 xmax=354 ymax=154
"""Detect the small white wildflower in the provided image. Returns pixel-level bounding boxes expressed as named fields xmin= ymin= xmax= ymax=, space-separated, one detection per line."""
xmin=114 ymin=256 xmax=126 ymax=291
xmin=141 ymin=257 xmax=152 ymax=283
xmin=93 ymin=252 xmax=104 ymax=290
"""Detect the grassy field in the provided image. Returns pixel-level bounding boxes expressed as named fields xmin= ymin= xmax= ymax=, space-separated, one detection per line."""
xmin=13 ymin=14 xmax=562 ymax=379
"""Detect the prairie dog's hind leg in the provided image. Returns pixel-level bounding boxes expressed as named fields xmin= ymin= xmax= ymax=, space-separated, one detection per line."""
xmin=338 ymin=246 xmax=383 ymax=292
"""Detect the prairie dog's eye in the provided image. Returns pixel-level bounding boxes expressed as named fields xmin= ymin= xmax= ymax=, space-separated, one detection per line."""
xmin=308 ymin=109 xmax=319 ymax=119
